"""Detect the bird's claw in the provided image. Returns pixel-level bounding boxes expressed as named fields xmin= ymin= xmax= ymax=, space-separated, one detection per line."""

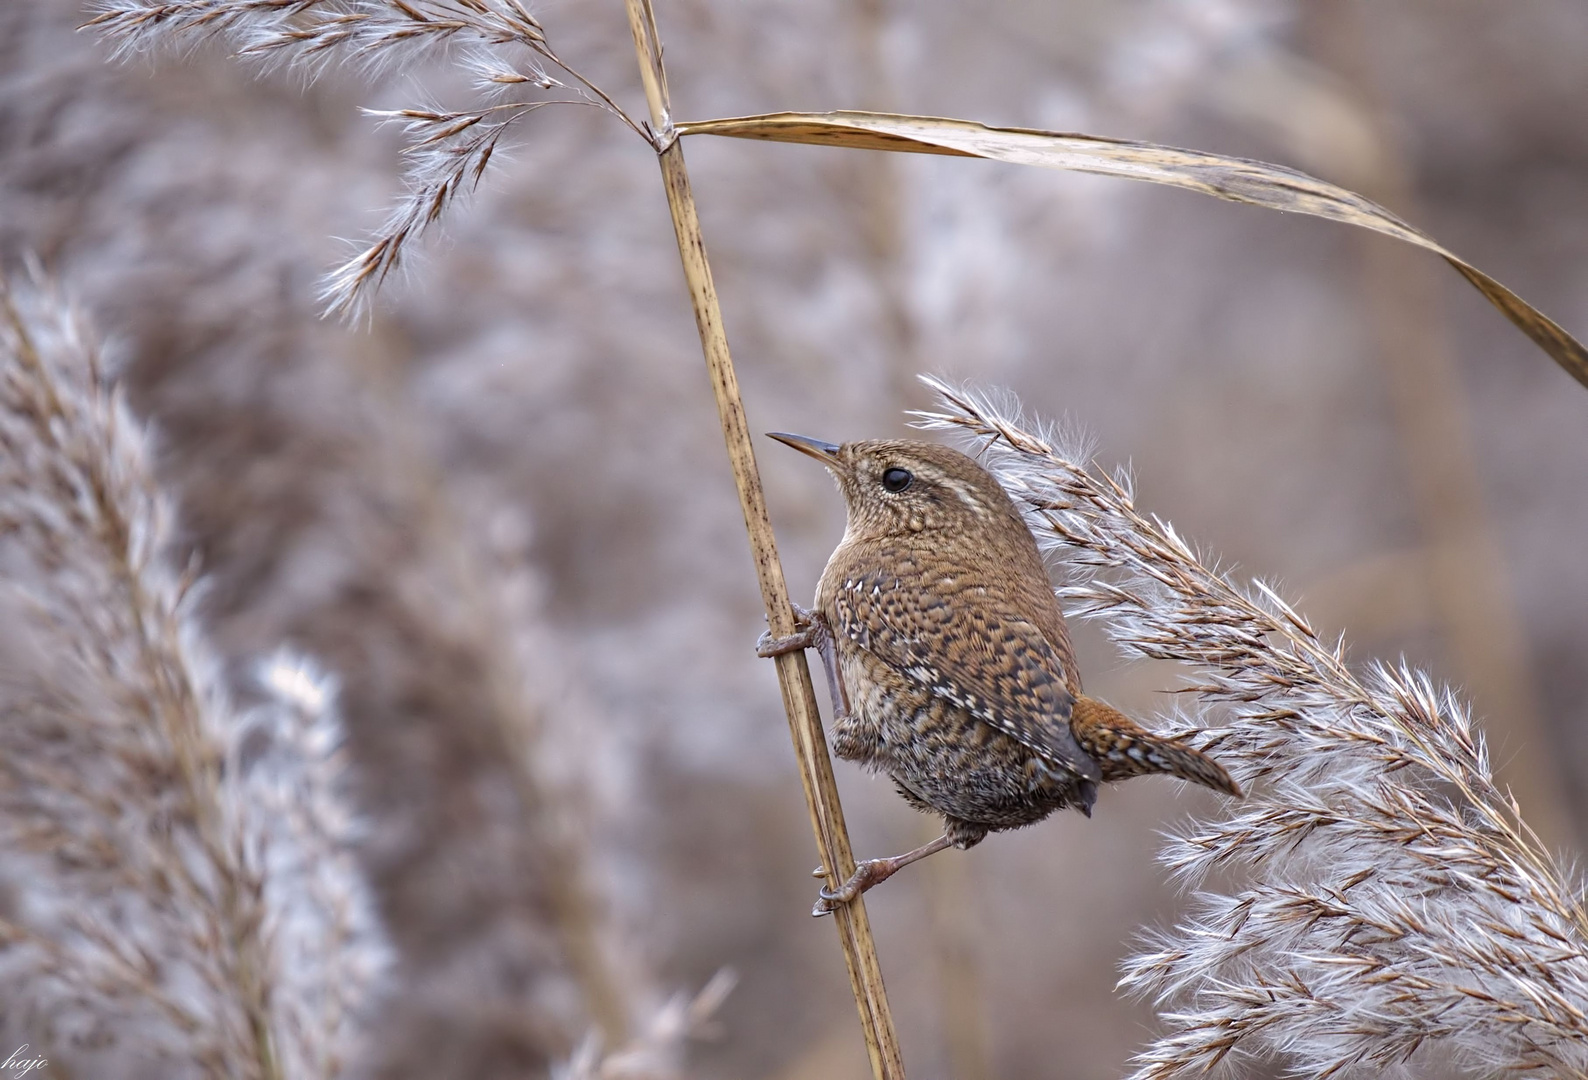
xmin=812 ymin=886 xmax=847 ymax=916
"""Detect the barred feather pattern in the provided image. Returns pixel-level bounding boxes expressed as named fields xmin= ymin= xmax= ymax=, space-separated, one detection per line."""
xmin=914 ymin=375 xmax=1588 ymax=1080
xmin=0 ymin=273 xmax=386 ymax=1077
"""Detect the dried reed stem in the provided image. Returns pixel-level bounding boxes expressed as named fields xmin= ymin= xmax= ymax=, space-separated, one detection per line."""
xmin=622 ymin=4 xmax=904 ymax=1078
xmin=917 ymin=377 xmax=1588 ymax=1079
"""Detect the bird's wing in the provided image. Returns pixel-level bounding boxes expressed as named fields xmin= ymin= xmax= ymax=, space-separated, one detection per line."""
xmin=831 ymin=569 xmax=1102 ymax=783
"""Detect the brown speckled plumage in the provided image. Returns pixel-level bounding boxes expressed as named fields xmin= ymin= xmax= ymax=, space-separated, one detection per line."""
xmin=763 ymin=434 xmax=1239 ymax=911
xmin=823 ymin=540 xmax=1100 ymax=846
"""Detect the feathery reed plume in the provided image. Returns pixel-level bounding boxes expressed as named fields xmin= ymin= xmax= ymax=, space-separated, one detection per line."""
xmin=555 ymin=970 xmax=735 ymax=1080
xmin=244 ymin=652 xmax=391 ymax=1080
xmin=85 ymin=0 xmax=648 ymax=316
xmin=0 ymin=272 xmax=386 ymax=1077
xmin=914 ymin=376 xmax=1588 ymax=1079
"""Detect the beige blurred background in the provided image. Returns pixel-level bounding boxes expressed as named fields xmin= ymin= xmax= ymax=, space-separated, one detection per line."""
xmin=4 ymin=1 xmax=1588 ymax=1077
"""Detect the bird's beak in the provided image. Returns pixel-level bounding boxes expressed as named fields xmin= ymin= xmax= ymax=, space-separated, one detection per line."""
xmin=767 ymin=432 xmax=841 ymax=467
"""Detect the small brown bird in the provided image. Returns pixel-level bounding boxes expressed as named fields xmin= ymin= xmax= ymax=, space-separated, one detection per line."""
xmin=760 ymin=435 xmax=1240 ymax=915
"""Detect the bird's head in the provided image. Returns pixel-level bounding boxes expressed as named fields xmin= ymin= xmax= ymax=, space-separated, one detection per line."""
xmin=767 ymin=434 xmax=1027 ymax=542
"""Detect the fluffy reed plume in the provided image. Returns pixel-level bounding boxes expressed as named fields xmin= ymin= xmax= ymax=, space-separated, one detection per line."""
xmin=0 ymin=273 xmax=386 ymax=1077
xmin=86 ymin=0 xmax=646 ymax=316
xmin=915 ymin=376 xmax=1588 ymax=1079
xmin=244 ymin=652 xmax=391 ymax=1079
xmin=554 ymin=970 xmax=735 ymax=1080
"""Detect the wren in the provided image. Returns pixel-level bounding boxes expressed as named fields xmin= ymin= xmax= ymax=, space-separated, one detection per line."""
xmin=759 ymin=434 xmax=1240 ymax=915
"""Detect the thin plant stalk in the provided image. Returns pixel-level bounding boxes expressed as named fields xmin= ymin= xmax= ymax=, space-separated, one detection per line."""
xmin=622 ymin=3 xmax=904 ymax=1077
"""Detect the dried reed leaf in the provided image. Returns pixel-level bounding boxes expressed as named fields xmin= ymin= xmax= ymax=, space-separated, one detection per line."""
xmin=677 ymin=111 xmax=1588 ymax=390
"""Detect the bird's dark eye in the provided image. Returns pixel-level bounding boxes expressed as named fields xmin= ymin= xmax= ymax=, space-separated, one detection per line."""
xmin=881 ymin=467 xmax=913 ymax=493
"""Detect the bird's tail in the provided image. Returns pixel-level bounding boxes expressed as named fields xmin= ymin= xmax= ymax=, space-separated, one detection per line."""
xmin=1071 ymin=695 xmax=1242 ymax=797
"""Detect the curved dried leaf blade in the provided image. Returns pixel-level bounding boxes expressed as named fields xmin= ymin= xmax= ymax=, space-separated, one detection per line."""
xmin=677 ymin=111 xmax=1588 ymax=389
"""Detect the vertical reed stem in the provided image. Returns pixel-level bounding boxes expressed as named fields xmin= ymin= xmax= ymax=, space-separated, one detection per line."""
xmin=622 ymin=3 xmax=904 ymax=1077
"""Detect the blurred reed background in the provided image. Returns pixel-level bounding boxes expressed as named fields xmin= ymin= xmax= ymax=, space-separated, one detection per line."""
xmin=2 ymin=1 xmax=1587 ymax=1077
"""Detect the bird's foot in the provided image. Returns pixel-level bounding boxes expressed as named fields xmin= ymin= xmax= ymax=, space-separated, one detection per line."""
xmin=755 ymin=606 xmax=855 ymax=725
xmin=755 ymin=603 xmax=822 ymax=658
xmin=808 ymin=833 xmax=955 ymax=917
xmin=810 ymin=858 xmax=900 ymax=917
